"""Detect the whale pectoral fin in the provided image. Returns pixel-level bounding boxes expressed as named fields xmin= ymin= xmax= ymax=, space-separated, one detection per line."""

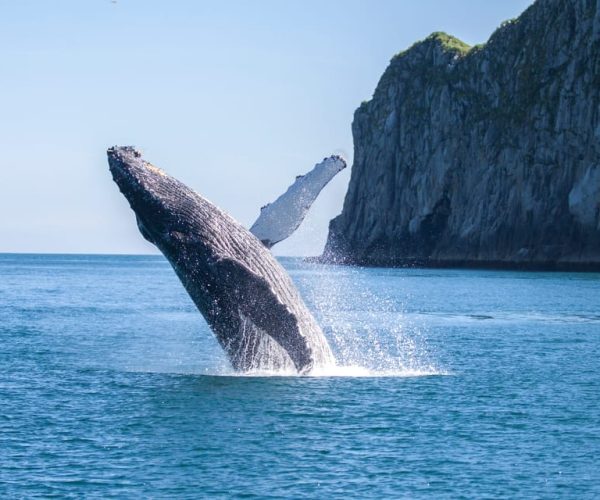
xmin=249 ymin=155 xmax=347 ymax=249
xmin=215 ymin=257 xmax=313 ymax=373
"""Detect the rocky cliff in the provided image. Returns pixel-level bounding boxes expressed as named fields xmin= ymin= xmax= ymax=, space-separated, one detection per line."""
xmin=323 ymin=0 xmax=600 ymax=270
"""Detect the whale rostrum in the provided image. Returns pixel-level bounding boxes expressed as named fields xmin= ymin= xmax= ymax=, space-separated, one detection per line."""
xmin=107 ymin=146 xmax=342 ymax=373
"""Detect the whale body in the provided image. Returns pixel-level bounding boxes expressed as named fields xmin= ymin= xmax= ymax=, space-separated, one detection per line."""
xmin=107 ymin=146 xmax=335 ymax=373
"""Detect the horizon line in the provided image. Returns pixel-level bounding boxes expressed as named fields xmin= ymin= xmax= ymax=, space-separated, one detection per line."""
xmin=0 ymin=251 xmax=309 ymax=258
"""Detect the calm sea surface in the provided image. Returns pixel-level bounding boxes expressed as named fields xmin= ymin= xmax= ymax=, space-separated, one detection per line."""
xmin=1 ymin=254 xmax=599 ymax=498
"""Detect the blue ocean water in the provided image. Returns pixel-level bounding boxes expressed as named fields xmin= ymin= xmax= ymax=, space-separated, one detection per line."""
xmin=1 ymin=253 xmax=599 ymax=498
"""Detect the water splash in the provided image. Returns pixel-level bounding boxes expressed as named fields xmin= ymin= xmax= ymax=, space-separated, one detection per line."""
xmin=205 ymin=261 xmax=445 ymax=378
xmin=298 ymin=262 xmax=444 ymax=377
xmin=118 ymin=260 xmax=446 ymax=378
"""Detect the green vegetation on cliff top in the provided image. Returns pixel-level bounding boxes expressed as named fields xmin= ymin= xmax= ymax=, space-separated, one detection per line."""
xmin=428 ymin=32 xmax=471 ymax=53
xmin=392 ymin=31 xmax=472 ymax=61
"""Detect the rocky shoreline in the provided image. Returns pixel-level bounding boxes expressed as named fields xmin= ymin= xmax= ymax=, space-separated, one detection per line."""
xmin=309 ymin=256 xmax=600 ymax=272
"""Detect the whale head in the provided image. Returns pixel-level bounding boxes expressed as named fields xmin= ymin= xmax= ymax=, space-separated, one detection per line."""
xmin=107 ymin=146 xmax=186 ymax=246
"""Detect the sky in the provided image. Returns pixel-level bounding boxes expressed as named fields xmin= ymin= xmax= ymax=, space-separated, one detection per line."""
xmin=1 ymin=0 xmax=533 ymax=256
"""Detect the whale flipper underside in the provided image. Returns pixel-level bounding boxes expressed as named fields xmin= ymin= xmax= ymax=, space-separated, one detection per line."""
xmin=107 ymin=146 xmax=334 ymax=374
xmin=249 ymin=156 xmax=346 ymax=248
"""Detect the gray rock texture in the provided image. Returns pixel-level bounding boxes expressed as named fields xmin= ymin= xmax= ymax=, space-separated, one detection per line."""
xmin=323 ymin=0 xmax=600 ymax=270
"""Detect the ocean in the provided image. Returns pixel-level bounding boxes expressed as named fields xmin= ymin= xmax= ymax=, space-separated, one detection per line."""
xmin=1 ymin=254 xmax=599 ymax=498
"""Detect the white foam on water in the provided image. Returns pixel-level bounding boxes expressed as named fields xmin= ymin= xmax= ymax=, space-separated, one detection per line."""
xmin=307 ymin=363 xmax=447 ymax=378
xmin=198 ymin=363 xmax=448 ymax=378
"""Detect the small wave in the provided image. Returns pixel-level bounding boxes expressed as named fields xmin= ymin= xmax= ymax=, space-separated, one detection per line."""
xmin=410 ymin=311 xmax=600 ymax=325
xmin=468 ymin=314 xmax=494 ymax=320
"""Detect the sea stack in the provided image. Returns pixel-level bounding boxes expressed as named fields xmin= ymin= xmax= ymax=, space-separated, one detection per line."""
xmin=323 ymin=0 xmax=600 ymax=270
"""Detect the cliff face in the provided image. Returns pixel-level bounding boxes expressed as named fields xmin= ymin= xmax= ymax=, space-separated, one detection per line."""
xmin=324 ymin=0 xmax=600 ymax=269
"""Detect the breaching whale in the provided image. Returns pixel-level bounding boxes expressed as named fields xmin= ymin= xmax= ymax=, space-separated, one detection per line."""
xmin=107 ymin=146 xmax=345 ymax=374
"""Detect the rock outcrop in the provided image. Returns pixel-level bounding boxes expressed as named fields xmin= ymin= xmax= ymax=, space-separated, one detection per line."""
xmin=323 ymin=0 xmax=600 ymax=270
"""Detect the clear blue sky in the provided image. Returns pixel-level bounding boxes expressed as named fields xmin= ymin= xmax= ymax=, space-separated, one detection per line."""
xmin=1 ymin=0 xmax=532 ymax=255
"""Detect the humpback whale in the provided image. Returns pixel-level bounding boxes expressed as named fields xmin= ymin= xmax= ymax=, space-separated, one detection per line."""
xmin=107 ymin=146 xmax=345 ymax=373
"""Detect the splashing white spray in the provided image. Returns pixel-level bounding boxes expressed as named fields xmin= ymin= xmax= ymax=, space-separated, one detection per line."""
xmin=298 ymin=262 xmax=444 ymax=377
xmin=153 ymin=260 xmax=447 ymax=379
